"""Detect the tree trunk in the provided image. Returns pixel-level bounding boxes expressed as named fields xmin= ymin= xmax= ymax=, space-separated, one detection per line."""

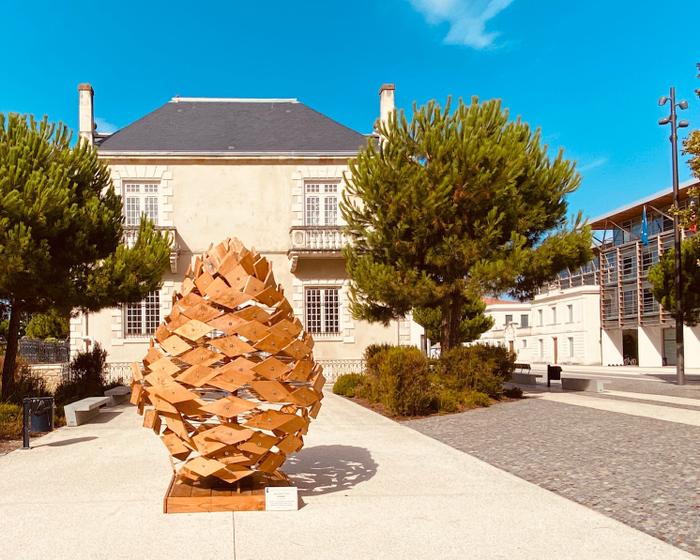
xmin=440 ymin=293 xmax=463 ymax=353
xmin=1 ymin=303 xmax=21 ymax=401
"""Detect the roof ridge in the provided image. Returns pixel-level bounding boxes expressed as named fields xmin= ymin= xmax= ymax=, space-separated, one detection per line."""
xmin=170 ymin=97 xmax=298 ymax=103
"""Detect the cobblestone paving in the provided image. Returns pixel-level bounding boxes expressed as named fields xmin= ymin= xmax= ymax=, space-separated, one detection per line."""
xmin=406 ymin=398 xmax=700 ymax=556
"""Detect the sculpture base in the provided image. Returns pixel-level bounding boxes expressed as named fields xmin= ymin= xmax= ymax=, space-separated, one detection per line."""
xmin=163 ymin=470 xmax=291 ymax=513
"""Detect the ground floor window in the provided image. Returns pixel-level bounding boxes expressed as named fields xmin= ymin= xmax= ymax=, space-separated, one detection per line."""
xmin=125 ymin=291 xmax=160 ymax=337
xmin=305 ymin=287 xmax=340 ymax=334
xmin=568 ymin=336 xmax=575 ymax=358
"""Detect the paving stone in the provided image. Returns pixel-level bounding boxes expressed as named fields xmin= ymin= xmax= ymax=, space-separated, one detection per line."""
xmin=406 ymin=397 xmax=700 ymax=557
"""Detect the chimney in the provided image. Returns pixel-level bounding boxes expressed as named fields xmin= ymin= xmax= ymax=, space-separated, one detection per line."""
xmin=378 ymin=83 xmax=395 ymax=130
xmin=78 ymin=83 xmax=95 ymax=146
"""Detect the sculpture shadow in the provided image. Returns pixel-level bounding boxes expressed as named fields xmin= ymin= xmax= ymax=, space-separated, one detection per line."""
xmin=285 ymin=445 xmax=378 ymax=496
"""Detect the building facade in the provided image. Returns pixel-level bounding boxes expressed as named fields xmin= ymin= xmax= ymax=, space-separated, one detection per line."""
xmin=69 ymin=84 xmax=418 ymax=377
xmin=590 ymin=180 xmax=700 ymax=367
xmin=480 ymin=180 xmax=700 ymax=369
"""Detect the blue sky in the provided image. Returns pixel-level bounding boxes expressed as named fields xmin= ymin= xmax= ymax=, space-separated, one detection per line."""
xmin=2 ymin=0 xmax=699 ymax=219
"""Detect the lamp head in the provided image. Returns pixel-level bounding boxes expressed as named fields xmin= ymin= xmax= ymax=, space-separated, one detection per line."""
xmin=658 ymin=116 xmax=671 ymax=125
xmin=679 ymin=100 xmax=689 ymax=110
xmin=679 ymin=120 xmax=690 ymax=128
xmin=658 ymin=96 xmax=669 ymax=106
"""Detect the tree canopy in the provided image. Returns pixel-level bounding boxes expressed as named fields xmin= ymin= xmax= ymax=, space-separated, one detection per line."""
xmin=341 ymin=97 xmax=592 ymax=350
xmin=0 ymin=113 xmax=170 ymax=399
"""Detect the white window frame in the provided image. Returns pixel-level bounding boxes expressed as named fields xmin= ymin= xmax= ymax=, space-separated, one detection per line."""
xmin=567 ymin=304 xmax=574 ymax=323
xmin=124 ymin=290 xmax=161 ymax=338
xmin=304 ymin=181 xmax=339 ymax=226
xmin=304 ymin=286 xmax=340 ymax=335
xmin=124 ymin=182 xmax=160 ymax=226
xmin=538 ymin=309 xmax=543 ymax=326
xmin=568 ymin=336 xmax=575 ymax=358
xmin=551 ymin=306 xmax=557 ymax=325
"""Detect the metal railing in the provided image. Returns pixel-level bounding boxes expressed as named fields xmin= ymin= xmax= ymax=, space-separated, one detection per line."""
xmin=289 ymin=226 xmax=348 ymax=252
xmin=5 ymin=339 xmax=71 ymax=364
xmin=318 ymin=359 xmax=365 ymax=383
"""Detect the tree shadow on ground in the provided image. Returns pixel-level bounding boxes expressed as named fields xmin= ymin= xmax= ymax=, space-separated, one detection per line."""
xmin=285 ymin=445 xmax=378 ymax=496
xmin=648 ymin=374 xmax=700 ymax=385
xmin=89 ymin=411 xmax=123 ymax=423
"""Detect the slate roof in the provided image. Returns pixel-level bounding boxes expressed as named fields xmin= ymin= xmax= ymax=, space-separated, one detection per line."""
xmin=97 ymin=98 xmax=369 ymax=155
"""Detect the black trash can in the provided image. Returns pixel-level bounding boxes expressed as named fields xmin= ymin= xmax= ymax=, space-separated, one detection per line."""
xmin=24 ymin=397 xmax=54 ymax=433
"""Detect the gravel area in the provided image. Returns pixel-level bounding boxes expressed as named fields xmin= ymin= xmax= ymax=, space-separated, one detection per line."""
xmin=406 ymin=398 xmax=700 ymax=556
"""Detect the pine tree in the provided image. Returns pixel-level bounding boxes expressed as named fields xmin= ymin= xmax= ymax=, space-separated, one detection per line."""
xmin=341 ymin=97 xmax=592 ymax=351
xmin=0 ymin=114 xmax=170 ymax=400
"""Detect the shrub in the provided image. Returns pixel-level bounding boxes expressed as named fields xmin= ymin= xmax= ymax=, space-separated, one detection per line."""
xmin=377 ymin=346 xmax=436 ymax=416
xmin=54 ymin=343 xmax=108 ymax=409
xmin=333 ymin=373 xmax=366 ymax=397
xmin=363 ymin=343 xmax=394 ymax=379
xmin=0 ymin=402 xmax=22 ymax=439
xmin=503 ymin=385 xmax=524 ymax=399
xmin=0 ymin=357 xmax=50 ymax=405
xmin=436 ymin=387 xmax=461 ymax=413
xmin=463 ymin=391 xmax=491 ymax=408
xmin=435 ymin=344 xmax=515 ymax=398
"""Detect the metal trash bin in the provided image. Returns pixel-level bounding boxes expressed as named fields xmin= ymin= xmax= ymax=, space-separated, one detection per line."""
xmin=547 ymin=365 xmax=562 ymax=387
xmin=22 ymin=397 xmax=55 ymax=447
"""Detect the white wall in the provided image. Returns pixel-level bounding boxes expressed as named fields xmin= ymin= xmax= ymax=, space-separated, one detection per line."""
xmin=602 ymin=329 xmax=624 ymax=365
xmin=638 ymin=326 xmax=663 ymax=367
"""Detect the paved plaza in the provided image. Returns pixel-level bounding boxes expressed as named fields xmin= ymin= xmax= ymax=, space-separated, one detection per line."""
xmin=408 ymin=373 xmax=700 ymax=557
xmin=1 ymin=389 xmax=694 ymax=559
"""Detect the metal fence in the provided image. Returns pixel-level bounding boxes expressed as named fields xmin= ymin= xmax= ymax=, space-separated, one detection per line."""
xmin=2 ymin=339 xmax=71 ymax=364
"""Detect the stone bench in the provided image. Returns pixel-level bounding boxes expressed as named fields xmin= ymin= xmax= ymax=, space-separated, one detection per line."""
xmin=64 ymin=397 xmax=110 ymax=427
xmin=561 ymin=377 xmax=610 ymax=393
xmin=104 ymin=386 xmax=131 ymax=406
xmin=511 ymin=372 xmax=543 ymax=385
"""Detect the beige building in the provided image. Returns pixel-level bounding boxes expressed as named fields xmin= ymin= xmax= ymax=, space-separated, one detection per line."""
xmin=70 ymin=83 xmax=417 ymax=378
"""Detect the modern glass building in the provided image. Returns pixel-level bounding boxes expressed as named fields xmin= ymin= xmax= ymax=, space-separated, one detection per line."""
xmin=589 ymin=179 xmax=699 ymax=367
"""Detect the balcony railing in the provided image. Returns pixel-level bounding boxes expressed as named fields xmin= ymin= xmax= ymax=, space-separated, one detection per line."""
xmin=289 ymin=226 xmax=348 ymax=253
xmin=124 ymin=225 xmax=179 ymax=273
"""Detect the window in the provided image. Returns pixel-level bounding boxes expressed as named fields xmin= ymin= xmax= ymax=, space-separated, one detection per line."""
xmin=551 ymin=306 xmax=557 ymax=325
xmin=125 ymin=291 xmax=160 ymax=337
xmin=124 ymin=183 xmax=159 ymax=226
xmin=505 ymin=314 xmax=513 ymax=326
xmin=305 ymin=287 xmax=340 ymax=334
xmin=568 ymin=337 xmax=575 ymax=358
xmin=522 ymin=339 xmax=528 ymax=348
xmin=304 ymin=182 xmax=339 ymax=226
xmin=567 ymin=304 xmax=574 ymax=323
xmin=538 ymin=338 xmax=544 ymax=358
xmin=538 ymin=309 xmax=543 ymax=326
xmin=520 ymin=314 xmax=529 ymax=328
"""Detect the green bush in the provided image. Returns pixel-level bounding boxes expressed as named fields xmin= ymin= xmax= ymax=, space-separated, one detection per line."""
xmin=0 ymin=357 xmax=50 ymax=405
xmin=363 ymin=343 xmax=394 ymax=379
xmin=503 ymin=386 xmax=524 ymax=399
xmin=332 ymin=373 xmax=366 ymax=397
xmin=54 ymin=343 xmax=108 ymax=409
xmin=0 ymin=402 xmax=22 ymax=439
xmin=463 ymin=391 xmax=491 ymax=408
xmin=377 ymin=346 xmax=436 ymax=416
xmin=435 ymin=344 xmax=515 ymax=398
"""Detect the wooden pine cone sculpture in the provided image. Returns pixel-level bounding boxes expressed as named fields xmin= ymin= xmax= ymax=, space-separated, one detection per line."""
xmin=130 ymin=237 xmax=324 ymax=485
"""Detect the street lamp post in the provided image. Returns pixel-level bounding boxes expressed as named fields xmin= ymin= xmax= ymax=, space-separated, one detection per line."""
xmin=658 ymin=87 xmax=689 ymax=385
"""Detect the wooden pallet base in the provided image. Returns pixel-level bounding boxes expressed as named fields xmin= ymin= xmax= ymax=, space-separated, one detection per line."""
xmin=164 ymin=470 xmax=291 ymax=513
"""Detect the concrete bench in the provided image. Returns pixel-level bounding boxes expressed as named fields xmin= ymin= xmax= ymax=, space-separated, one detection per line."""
xmin=64 ymin=397 xmax=110 ymax=427
xmin=511 ymin=372 xmax=543 ymax=385
xmin=104 ymin=386 xmax=131 ymax=406
xmin=561 ymin=377 xmax=610 ymax=393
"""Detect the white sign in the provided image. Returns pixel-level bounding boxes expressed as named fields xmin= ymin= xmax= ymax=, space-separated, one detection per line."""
xmin=265 ymin=486 xmax=299 ymax=511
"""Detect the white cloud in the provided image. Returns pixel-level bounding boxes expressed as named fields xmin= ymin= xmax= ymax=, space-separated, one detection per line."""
xmin=95 ymin=117 xmax=118 ymax=134
xmin=578 ymin=157 xmax=608 ymax=173
xmin=409 ymin=0 xmax=515 ymax=49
